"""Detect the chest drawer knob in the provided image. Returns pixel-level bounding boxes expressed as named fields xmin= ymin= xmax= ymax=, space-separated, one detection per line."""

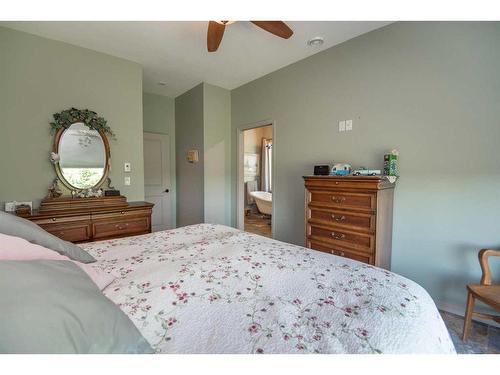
xmin=331 ymin=196 xmax=346 ymax=204
xmin=120 ymin=211 xmax=125 ymax=214
xmin=331 ymin=232 xmax=346 ymax=240
xmin=115 ymin=223 xmax=129 ymax=230
xmin=52 ymin=217 xmax=57 ymax=221
xmin=330 ymin=250 xmax=345 ymax=257
xmin=331 ymin=214 xmax=346 ymax=222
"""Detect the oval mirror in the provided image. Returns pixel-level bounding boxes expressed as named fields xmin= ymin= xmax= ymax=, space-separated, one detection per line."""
xmin=55 ymin=122 xmax=109 ymax=190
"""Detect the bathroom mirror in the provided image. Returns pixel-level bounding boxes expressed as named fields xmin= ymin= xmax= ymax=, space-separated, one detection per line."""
xmin=54 ymin=122 xmax=110 ymax=190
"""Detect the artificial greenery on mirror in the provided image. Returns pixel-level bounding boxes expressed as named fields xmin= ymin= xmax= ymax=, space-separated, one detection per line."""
xmin=49 ymin=107 xmax=115 ymax=138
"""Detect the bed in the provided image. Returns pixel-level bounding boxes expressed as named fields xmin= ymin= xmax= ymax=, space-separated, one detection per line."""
xmin=81 ymin=223 xmax=455 ymax=354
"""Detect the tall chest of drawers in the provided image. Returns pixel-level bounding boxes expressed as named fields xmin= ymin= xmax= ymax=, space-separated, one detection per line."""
xmin=304 ymin=176 xmax=396 ymax=269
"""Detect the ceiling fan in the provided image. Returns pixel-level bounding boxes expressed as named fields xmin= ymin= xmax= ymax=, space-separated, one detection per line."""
xmin=207 ymin=21 xmax=293 ymax=52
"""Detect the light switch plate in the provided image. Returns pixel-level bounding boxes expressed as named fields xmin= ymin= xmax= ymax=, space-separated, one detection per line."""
xmin=124 ymin=162 xmax=131 ymax=172
xmin=124 ymin=176 xmax=131 ymax=186
xmin=346 ymin=119 xmax=353 ymax=131
xmin=339 ymin=120 xmax=346 ymax=132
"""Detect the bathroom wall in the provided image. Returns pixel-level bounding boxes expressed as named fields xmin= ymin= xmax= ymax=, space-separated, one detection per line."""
xmin=243 ymin=125 xmax=272 ymax=186
xmin=0 ymin=26 xmax=144 ymax=208
xmin=231 ymin=22 xmax=500 ymax=314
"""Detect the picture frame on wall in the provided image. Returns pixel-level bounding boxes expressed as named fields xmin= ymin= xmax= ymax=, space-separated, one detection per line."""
xmin=244 ymin=153 xmax=260 ymax=178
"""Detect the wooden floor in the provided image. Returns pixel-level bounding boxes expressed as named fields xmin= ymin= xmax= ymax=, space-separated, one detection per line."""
xmin=440 ymin=310 xmax=500 ymax=354
xmin=244 ymin=211 xmax=272 ymax=238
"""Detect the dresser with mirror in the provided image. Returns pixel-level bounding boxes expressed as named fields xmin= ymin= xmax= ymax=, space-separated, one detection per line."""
xmin=18 ymin=108 xmax=153 ymax=243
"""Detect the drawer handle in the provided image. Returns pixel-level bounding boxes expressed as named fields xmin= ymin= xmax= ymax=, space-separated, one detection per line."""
xmin=120 ymin=211 xmax=125 ymax=214
xmin=331 ymin=196 xmax=346 ymax=204
xmin=115 ymin=223 xmax=129 ymax=230
xmin=331 ymin=214 xmax=346 ymax=222
xmin=330 ymin=250 xmax=345 ymax=256
xmin=331 ymin=232 xmax=346 ymax=240
xmin=59 ymin=231 xmax=65 ymax=236
xmin=52 ymin=217 xmax=57 ymax=221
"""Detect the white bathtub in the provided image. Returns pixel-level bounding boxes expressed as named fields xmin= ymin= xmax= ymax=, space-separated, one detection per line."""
xmin=250 ymin=191 xmax=272 ymax=215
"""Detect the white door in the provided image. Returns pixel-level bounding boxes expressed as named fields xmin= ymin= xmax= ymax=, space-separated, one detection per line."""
xmin=143 ymin=132 xmax=171 ymax=232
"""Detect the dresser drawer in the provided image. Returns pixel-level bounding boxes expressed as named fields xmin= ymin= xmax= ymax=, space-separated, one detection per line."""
xmin=92 ymin=217 xmax=150 ymax=240
xmin=308 ymin=208 xmax=375 ymax=233
xmin=304 ymin=177 xmax=388 ymax=191
xmin=309 ymin=240 xmax=372 ymax=264
xmin=308 ymin=190 xmax=376 ymax=212
xmin=39 ymin=222 xmax=92 ymax=243
xmin=92 ymin=209 xmax=151 ymax=221
xmin=308 ymin=225 xmax=374 ymax=253
xmin=33 ymin=214 xmax=91 ymax=225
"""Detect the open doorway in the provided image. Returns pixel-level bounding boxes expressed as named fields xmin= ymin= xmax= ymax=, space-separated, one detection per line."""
xmin=239 ymin=124 xmax=273 ymax=238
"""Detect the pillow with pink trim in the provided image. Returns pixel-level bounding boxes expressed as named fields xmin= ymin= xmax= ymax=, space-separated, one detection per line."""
xmin=0 ymin=233 xmax=115 ymax=290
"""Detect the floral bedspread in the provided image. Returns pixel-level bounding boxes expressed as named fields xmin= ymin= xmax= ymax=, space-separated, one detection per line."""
xmin=82 ymin=224 xmax=455 ymax=354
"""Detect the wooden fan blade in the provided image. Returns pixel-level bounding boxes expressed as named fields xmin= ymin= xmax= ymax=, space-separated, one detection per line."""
xmin=251 ymin=21 xmax=293 ymax=39
xmin=207 ymin=21 xmax=226 ymax=52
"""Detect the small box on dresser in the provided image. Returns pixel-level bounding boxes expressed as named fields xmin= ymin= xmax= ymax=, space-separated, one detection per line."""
xmin=303 ymin=175 xmax=396 ymax=269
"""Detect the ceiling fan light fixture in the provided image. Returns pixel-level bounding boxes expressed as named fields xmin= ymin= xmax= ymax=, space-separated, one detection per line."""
xmin=307 ymin=37 xmax=324 ymax=47
xmin=208 ymin=21 xmax=293 ymax=52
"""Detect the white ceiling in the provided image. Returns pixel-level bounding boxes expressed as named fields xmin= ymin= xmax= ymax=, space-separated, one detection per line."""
xmin=1 ymin=21 xmax=390 ymax=97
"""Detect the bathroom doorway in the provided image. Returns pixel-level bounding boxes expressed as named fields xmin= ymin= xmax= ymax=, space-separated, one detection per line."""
xmin=238 ymin=124 xmax=273 ymax=238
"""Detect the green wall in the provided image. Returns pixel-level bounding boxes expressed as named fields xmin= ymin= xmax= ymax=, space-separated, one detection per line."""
xmin=174 ymin=83 xmax=231 ymax=227
xmin=203 ymin=83 xmax=232 ymax=225
xmin=231 ymin=22 xmax=500 ymax=314
xmin=175 ymin=84 xmax=205 ymax=227
xmin=0 ymin=26 xmax=144 ymax=206
xmin=143 ymin=92 xmax=177 ymax=227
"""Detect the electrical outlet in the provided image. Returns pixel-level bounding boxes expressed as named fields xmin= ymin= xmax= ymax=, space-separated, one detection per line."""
xmin=346 ymin=119 xmax=353 ymax=131
xmin=338 ymin=120 xmax=346 ymax=132
xmin=124 ymin=162 xmax=131 ymax=172
xmin=124 ymin=176 xmax=131 ymax=186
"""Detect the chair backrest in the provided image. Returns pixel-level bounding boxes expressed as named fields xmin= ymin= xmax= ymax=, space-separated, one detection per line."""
xmin=479 ymin=249 xmax=500 ymax=285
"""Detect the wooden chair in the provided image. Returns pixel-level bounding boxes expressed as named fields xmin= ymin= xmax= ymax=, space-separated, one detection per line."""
xmin=462 ymin=249 xmax=500 ymax=341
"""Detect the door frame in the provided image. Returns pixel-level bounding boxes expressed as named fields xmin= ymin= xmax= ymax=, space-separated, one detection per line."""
xmin=236 ymin=120 xmax=276 ymax=238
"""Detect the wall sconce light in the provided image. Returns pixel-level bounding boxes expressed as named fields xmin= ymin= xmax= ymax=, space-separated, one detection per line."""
xmin=186 ymin=149 xmax=199 ymax=163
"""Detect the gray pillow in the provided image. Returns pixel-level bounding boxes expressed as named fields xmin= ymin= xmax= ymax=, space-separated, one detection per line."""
xmin=0 ymin=210 xmax=95 ymax=263
xmin=0 ymin=260 xmax=154 ymax=354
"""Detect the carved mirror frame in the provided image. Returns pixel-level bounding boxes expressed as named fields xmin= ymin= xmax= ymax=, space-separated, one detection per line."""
xmin=50 ymin=108 xmax=115 ymax=193
xmin=53 ymin=126 xmax=111 ymax=191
